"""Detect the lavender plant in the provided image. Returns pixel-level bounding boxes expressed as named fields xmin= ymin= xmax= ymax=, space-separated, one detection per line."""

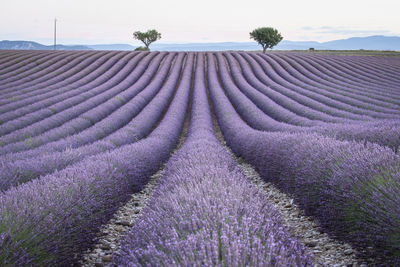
xmin=114 ymin=53 xmax=313 ymax=266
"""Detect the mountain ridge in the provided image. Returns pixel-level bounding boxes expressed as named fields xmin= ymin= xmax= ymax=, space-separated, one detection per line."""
xmin=1 ymin=35 xmax=399 ymax=51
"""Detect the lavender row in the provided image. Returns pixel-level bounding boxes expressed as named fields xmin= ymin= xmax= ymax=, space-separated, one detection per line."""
xmin=228 ymin=53 xmax=359 ymax=123
xmin=287 ymin=53 xmax=400 ymax=94
xmin=0 ymin=52 xmax=193 ymax=266
xmin=0 ymin=51 xmax=73 ymax=89
xmin=0 ymin=51 xmax=91 ymax=92
xmin=0 ymin=53 xmax=191 ymax=191
xmin=235 ymin=52 xmax=372 ymax=121
xmin=310 ymin=53 xmax=400 ymax=87
xmin=217 ymin=53 xmax=400 ymax=152
xmin=114 ymin=53 xmax=313 ymax=266
xmin=221 ymin=53 xmax=343 ymax=126
xmin=0 ymin=51 xmax=127 ymax=113
xmin=0 ymin=51 xmax=93 ymax=92
xmin=0 ymin=51 xmax=71 ymax=83
xmin=0 ymin=52 xmax=164 ymax=148
xmin=0 ymin=52 xmax=125 ymax=124
xmin=249 ymin=53 xmax=400 ymax=118
xmin=348 ymin=55 xmax=400 ymax=78
xmin=297 ymin=53 xmax=400 ymax=92
xmin=0 ymin=51 xmax=114 ymax=106
xmin=207 ymin=53 xmax=400 ymax=262
xmin=270 ymin=53 xmax=400 ymax=107
xmin=289 ymin=53 xmax=400 ymax=103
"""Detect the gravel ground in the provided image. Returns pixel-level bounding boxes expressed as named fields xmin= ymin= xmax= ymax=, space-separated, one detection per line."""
xmin=208 ymin=94 xmax=373 ymax=266
xmin=80 ymin=168 xmax=163 ymax=267
xmin=80 ymin=77 xmax=193 ymax=267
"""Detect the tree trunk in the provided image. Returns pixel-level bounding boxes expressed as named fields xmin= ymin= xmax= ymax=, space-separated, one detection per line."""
xmin=263 ymin=47 xmax=267 ymax=53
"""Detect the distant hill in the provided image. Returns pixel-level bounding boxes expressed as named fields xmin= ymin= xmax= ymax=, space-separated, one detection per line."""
xmin=150 ymin=36 xmax=400 ymax=51
xmin=1 ymin=36 xmax=399 ymax=51
xmin=87 ymin=44 xmax=135 ymax=50
xmin=321 ymin=36 xmax=400 ymax=50
xmin=0 ymin=40 xmax=91 ymax=50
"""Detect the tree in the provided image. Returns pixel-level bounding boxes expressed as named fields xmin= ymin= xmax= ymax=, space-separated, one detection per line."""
xmin=250 ymin=27 xmax=283 ymax=53
xmin=133 ymin=29 xmax=161 ymax=51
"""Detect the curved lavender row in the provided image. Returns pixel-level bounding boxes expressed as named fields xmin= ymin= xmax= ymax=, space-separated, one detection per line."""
xmin=252 ymin=53 xmax=400 ymax=117
xmin=303 ymin=53 xmax=400 ymax=90
xmin=221 ymin=53 xmax=333 ymax=126
xmin=0 ymin=51 xmax=73 ymax=88
xmin=0 ymin=51 xmax=65 ymax=80
xmin=113 ymin=53 xmax=313 ymax=266
xmin=273 ymin=53 xmax=400 ymax=107
xmin=290 ymin=54 xmax=400 ymax=101
xmin=216 ymin=53 xmax=300 ymax=131
xmin=0 ymin=52 xmax=109 ymax=106
xmin=295 ymin=53 xmax=400 ymax=91
xmin=229 ymin=52 xmax=355 ymax=123
xmin=0 ymin=51 xmax=113 ymax=103
xmin=0 ymin=52 xmax=130 ymax=126
xmin=0 ymin=53 xmax=192 ymax=193
xmin=217 ymin=53 xmax=400 ymax=151
xmin=303 ymin=54 xmax=400 ymax=99
xmin=0 ymin=52 xmax=192 ymax=266
xmin=0 ymin=52 xmax=136 ymax=122
xmin=0 ymin=52 xmax=170 ymax=153
xmin=249 ymin=52 xmax=400 ymax=119
xmin=0 ymin=51 xmax=88 ymax=89
xmin=314 ymin=53 xmax=400 ymax=87
xmin=208 ymin=54 xmax=400 ymax=262
xmin=350 ymin=55 xmax=400 ymax=77
xmin=0 ymin=50 xmax=34 ymax=63
xmin=0 ymin=51 xmax=34 ymax=65
xmin=0 ymin=52 xmax=157 ymax=141
xmin=0 ymin=51 xmax=92 ymax=92
xmin=235 ymin=52 xmax=371 ymax=121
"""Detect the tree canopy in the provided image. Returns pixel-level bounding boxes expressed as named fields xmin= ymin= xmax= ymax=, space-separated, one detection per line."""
xmin=250 ymin=27 xmax=283 ymax=53
xmin=133 ymin=29 xmax=161 ymax=51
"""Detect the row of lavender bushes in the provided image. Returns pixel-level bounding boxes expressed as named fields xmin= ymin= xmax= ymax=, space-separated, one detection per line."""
xmin=259 ymin=52 xmax=400 ymax=108
xmin=113 ymin=53 xmax=313 ymax=266
xmin=237 ymin=52 xmax=400 ymax=119
xmin=207 ymin=52 xmax=400 ymax=262
xmin=217 ymin=52 xmax=400 ymax=152
xmin=0 ymin=53 xmax=193 ymax=266
xmin=0 ymin=52 xmax=163 ymax=143
xmin=0 ymin=51 xmax=130 ymax=123
xmin=0 ymin=50 xmax=91 ymax=90
xmin=0 ymin=53 xmax=191 ymax=192
xmin=0 ymin=50 xmax=58 ymax=78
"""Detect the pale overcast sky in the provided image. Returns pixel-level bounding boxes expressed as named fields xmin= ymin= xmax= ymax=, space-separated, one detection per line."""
xmin=0 ymin=0 xmax=399 ymax=45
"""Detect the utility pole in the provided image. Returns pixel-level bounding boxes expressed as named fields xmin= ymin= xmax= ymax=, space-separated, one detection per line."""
xmin=54 ymin=18 xmax=57 ymax=50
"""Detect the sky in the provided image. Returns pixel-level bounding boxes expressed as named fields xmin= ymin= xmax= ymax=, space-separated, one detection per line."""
xmin=0 ymin=0 xmax=399 ymax=45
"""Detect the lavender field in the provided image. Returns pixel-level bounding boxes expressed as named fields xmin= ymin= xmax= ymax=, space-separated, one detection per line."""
xmin=0 ymin=50 xmax=399 ymax=266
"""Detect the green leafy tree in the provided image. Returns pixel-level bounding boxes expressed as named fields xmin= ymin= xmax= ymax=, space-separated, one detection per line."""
xmin=133 ymin=29 xmax=161 ymax=51
xmin=250 ymin=27 xmax=283 ymax=53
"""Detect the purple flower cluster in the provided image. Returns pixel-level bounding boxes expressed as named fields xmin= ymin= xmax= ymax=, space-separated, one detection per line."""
xmin=216 ymin=52 xmax=400 ymax=151
xmin=0 ymin=52 xmax=192 ymax=265
xmin=0 ymin=52 xmax=165 ymax=151
xmin=0 ymin=53 xmax=192 ymax=191
xmin=113 ymin=53 xmax=313 ymax=266
xmin=0 ymin=49 xmax=399 ymax=265
xmin=207 ymin=52 xmax=400 ymax=260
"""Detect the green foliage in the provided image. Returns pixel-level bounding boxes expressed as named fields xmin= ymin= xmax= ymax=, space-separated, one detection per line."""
xmin=249 ymin=27 xmax=283 ymax=53
xmin=133 ymin=29 xmax=161 ymax=51
xmin=134 ymin=46 xmax=149 ymax=51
